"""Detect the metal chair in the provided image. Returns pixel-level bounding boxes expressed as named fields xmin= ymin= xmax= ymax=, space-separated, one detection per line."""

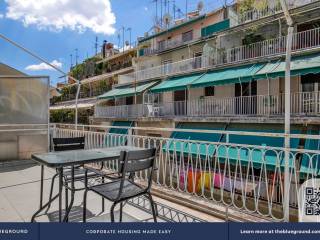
xmin=83 ymin=148 xmax=157 ymax=222
xmin=46 ymin=137 xmax=106 ymax=214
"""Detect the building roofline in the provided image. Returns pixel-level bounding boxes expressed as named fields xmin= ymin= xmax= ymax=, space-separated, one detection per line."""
xmin=138 ymin=15 xmax=207 ymax=43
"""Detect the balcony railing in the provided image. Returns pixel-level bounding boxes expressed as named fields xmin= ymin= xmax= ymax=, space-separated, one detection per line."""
xmin=142 ymin=38 xmax=193 ymax=57
xmin=227 ymin=27 xmax=320 ymax=63
xmin=95 ymin=92 xmax=320 ymax=118
xmin=122 ymin=27 xmax=320 ymax=84
xmin=119 ymin=55 xmax=217 ymax=84
xmin=51 ymin=83 xmax=111 ymax=105
xmin=238 ymin=0 xmax=318 ymax=24
xmin=53 ymin=124 xmax=320 ymax=221
xmin=95 ymin=104 xmax=146 ymax=118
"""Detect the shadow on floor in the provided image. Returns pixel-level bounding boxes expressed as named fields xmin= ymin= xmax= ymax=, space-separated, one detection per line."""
xmin=45 ymin=206 xmax=94 ymax=222
xmin=88 ymin=211 xmax=140 ymax=222
xmin=0 ymin=160 xmax=37 ymax=173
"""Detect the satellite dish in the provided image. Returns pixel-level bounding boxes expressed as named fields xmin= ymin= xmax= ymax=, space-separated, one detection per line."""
xmin=197 ymin=1 xmax=204 ymax=12
xmin=163 ymin=14 xmax=172 ymax=27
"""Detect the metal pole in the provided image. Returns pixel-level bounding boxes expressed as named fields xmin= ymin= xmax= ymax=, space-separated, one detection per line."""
xmin=122 ymin=26 xmax=125 ymax=52
xmin=283 ymin=25 xmax=293 ymax=222
xmin=280 ymin=0 xmax=294 ymax=222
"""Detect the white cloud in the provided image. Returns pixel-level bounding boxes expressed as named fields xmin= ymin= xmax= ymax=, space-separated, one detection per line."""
xmin=4 ymin=0 xmax=116 ymax=35
xmin=25 ymin=60 xmax=62 ymax=71
xmin=144 ymin=7 xmax=148 ymax=11
xmin=0 ymin=14 xmax=3 ymax=19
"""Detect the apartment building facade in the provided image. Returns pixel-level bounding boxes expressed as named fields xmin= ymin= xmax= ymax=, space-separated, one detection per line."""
xmin=50 ymin=46 xmax=137 ymax=124
xmin=94 ymin=0 xmax=320 ymax=126
xmin=91 ymin=0 xmax=320 ymax=220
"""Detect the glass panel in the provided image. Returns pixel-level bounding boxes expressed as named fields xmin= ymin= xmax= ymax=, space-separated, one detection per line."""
xmin=0 ymin=76 xmax=49 ymax=124
xmin=182 ymin=30 xmax=193 ymax=42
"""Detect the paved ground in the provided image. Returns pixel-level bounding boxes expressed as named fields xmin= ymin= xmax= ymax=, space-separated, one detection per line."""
xmin=0 ymin=160 xmax=223 ymax=222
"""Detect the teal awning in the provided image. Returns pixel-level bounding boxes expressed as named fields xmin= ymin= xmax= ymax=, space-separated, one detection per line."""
xmin=150 ymin=73 xmax=204 ymax=93
xmin=98 ymin=82 xmax=157 ymax=100
xmin=190 ymin=64 xmax=265 ymax=88
xmin=255 ymin=53 xmax=320 ymax=79
xmin=109 ymin=121 xmax=133 ymax=134
xmin=164 ymin=123 xmax=302 ymax=171
xmin=105 ymin=121 xmax=134 ymax=147
xmin=164 ymin=122 xmax=227 ymax=157
xmin=300 ymin=128 xmax=320 ymax=177
xmin=216 ymin=124 xmax=301 ymax=170
xmin=201 ymin=19 xmax=230 ymax=37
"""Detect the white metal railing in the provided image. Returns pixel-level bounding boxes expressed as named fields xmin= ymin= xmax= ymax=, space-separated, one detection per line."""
xmin=144 ymin=37 xmax=193 ymax=54
xmin=239 ymin=2 xmax=282 ymax=24
xmin=94 ymin=104 xmax=146 ymax=118
xmin=227 ymin=27 xmax=320 ymax=63
xmin=122 ymin=26 xmax=320 ymax=83
xmin=238 ymin=0 xmax=318 ymax=24
xmin=119 ymin=55 xmax=216 ymax=83
xmin=94 ymin=92 xmax=320 ymax=118
xmin=52 ymin=124 xmax=320 ymax=221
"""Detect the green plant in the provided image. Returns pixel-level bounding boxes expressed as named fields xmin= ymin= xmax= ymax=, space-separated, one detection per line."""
xmin=95 ymin=62 xmax=103 ymax=75
xmin=238 ymin=0 xmax=255 ymax=14
xmin=243 ymin=33 xmax=264 ymax=45
xmin=50 ymin=108 xmax=93 ymax=124
xmin=254 ymin=0 xmax=268 ymax=11
xmin=99 ymin=79 xmax=111 ymax=92
xmin=81 ymin=83 xmax=91 ymax=97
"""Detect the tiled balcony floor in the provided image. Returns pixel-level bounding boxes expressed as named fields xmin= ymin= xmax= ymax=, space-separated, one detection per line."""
xmin=0 ymin=160 xmax=222 ymax=223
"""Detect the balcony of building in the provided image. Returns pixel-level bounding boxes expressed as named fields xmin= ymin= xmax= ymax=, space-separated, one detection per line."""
xmin=1 ymin=123 xmax=318 ymax=222
xmin=94 ymin=91 xmax=320 ymax=122
xmin=237 ymin=0 xmax=318 ymax=25
xmin=120 ymin=26 xmax=320 ymax=84
xmin=0 ymin=158 xmax=216 ymax=222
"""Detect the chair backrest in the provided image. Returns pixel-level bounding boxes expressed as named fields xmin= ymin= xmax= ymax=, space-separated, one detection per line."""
xmin=117 ymin=148 xmax=156 ymax=199
xmin=53 ymin=137 xmax=85 ymax=151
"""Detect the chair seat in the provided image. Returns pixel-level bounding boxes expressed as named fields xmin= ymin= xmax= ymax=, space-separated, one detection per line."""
xmin=63 ymin=168 xmax=102 ymax=181
xmin=89 ymin=180 xmax=144 ymax=201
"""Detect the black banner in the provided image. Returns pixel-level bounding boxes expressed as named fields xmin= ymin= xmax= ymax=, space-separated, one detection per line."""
xmin=1 ymin=223 xmax=320 ymax=240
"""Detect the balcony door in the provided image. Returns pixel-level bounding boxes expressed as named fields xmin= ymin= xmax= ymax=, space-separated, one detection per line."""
xmin=235 ymin=81 xmax=257 ymax=115
xmin=162 ymin=59 xmax=172 ymax=75
xmin=301 ymin=73 xmax=320 ymax=114
xmin=174 ymin=90 xmax=188 ymax=116
xmin=194 ymin=52 xmax=202 ymax=69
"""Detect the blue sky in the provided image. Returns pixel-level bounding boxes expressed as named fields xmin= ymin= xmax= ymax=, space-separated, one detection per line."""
xmin=0 ymin=0 xmax=227 ymax=86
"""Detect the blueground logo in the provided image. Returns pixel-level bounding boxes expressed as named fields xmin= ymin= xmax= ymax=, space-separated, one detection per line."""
xmin=0 ymin=228 xmax=29 ymax=234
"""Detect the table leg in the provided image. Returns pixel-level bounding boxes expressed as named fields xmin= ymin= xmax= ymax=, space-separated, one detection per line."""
xmin=40 ymin=165 xmax=44 ymax=208
xmin=58 ymin=167 xmax=63 ymax=222
xmin=63 ymin=166 xmax=75 ymax=222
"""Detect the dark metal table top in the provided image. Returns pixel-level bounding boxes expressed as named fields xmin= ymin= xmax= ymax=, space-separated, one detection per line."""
xmin=31 ymin=146 xmax=144 ymax=168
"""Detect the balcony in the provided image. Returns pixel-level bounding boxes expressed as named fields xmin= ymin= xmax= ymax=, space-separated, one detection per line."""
xmin=23 ymin=124 xmax=320 ymax=221
xmin=121 ymin=27 xmax=320 ymax=84
xmin=94 ymin=92 xmax=320 ymax=119
xmin=238 ymin=0 xmax=318 ymax=24
xmin=227 ymin=27 xmax=320 ymax=63
xmin=0 ymin=160 xmax=210 ymax=222
xmin=142 ymin=38 xmax=193 ymax=57
xmin=119 ymin=55 xmax=215 ymax=84
xmin=1 ymin=123 xmax=320 ymax=222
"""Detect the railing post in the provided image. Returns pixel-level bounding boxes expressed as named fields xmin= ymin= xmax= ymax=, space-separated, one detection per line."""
xmin=128 ymin=128 xmax=133 ymax=146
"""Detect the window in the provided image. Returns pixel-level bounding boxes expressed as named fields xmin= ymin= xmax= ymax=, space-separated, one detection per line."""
xmin=182 ymin=30 xmax=193 ymax=42
xmin=301 ymin=73 xmax=320 ymax=92
xmin=162 ymin=60 xmax=172 ymax=75
xmin=158 ymin=40 xmax=166 ymax=51
xmin=126 ymin=96 xmax=133 ymax=105
xmin=194 ymin=52 xmax=202 ymax=69
xmin=205 ymin=86 xmax=215 ymax=96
